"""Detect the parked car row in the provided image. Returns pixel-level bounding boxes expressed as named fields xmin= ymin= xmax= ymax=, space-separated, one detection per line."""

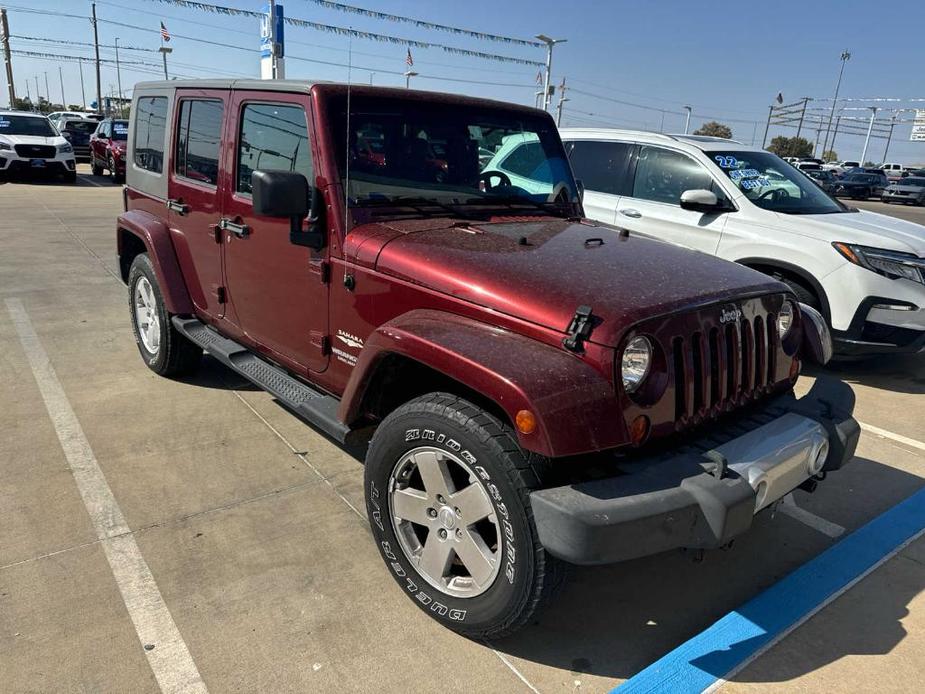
xmin=0 ymin=110 xmax=128 ymax=183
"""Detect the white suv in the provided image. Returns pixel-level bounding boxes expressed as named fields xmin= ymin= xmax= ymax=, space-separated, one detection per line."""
xmin=558 ymin=128 xmax=925 ymax=356
xmin=0 ymin=111 xmax=77 ymax=182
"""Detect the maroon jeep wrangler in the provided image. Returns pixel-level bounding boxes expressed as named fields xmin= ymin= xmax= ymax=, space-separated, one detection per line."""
xmin=117 ymin=80 xmax=858 ymax=638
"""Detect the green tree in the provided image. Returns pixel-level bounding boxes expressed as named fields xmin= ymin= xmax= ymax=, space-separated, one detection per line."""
xmin=767 ymin=136 xmax=813 ymax=158
xmin=822 ymin=149 xmax=838 ymax=163
xmin=693 ymin=121 xmax=733 ymax=139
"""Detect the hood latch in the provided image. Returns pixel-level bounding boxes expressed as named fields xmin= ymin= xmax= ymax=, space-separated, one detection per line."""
xmin=562 ymin=305 xmax=595 ymax=353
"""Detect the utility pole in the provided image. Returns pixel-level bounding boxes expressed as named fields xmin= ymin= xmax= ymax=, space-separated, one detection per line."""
xmin=34 ymin=75 xmax=40 ymax=109
xmin=114 ymin=37 xmax=123 ymax=117
xmin=78 ymin=59 xmax=86 ymax=110
xmin=882 ymin=113 xmax=897 ymax=163
xmin=44 ymin=71 xmax=50 ymax=106
xmin=58 ymin=66 xmax=66 ymax=108
xmin=829 ymin=116 xmax=842 ymax=158
xmin=683 ymin=105 xmax=692 ymax=134
xmin=403 ymin=70 xmax=418 ymax=89
xmin=555 ymin=77 xmax=569 ymax=126
xmin=659 ymin=110 xmax=666 ymax=133
xmin=91 ymin=3 xmax=102 ymax=115
xmin=821 ymin=49 xmax=850 ymax=157
xmin=860 ymin=106 xmax=878 ymax=164
xmin=535 ymin=34 xmax=566 ymax=112
xmin=795 ymin=97 xmax=810 ymax=138
xmin=1 ymin=8 xmax=15 ymax=109
xmin=761 ymin=105 xmax=773 ymax=148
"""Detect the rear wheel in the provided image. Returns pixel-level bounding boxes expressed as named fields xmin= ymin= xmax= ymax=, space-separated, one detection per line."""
xmin=127 ymin=253 xmax=202 ymax=376
xmin=109 ymin=155 xmax=123 ymax=183
xmin=365 ymin=393 xmax=565 ymax=639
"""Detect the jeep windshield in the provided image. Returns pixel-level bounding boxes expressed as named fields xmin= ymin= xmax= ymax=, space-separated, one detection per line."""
xmin=0 ymin=114 xmax=57 ymax=137
xmin=710 ymin=151 xmax=847 ymax=215
xmin=331 ymin=95 xmax=579 ymax=219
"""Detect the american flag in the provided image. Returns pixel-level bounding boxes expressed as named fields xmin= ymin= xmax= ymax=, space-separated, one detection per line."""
xmin=405 ymin=48 xmax=413 ymax=67
xmin=160 ymin=21 xmax=171 ymax=42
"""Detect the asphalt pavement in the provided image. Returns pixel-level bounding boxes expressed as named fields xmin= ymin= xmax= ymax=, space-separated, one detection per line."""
xmin=1 ymin=167 xmax=923 ymax=693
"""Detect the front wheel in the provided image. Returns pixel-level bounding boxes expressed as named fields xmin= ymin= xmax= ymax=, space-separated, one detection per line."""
xmin=365 ymin=393 xmax=564 ymax=639
xmin=127 ymin=253 xmax=202 ymax=376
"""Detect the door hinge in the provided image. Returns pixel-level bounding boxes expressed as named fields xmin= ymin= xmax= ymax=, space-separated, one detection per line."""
xmin=319 ymin=260 xmax=331 ymax=284
xmin=217 ymin=286 xmax=227 ymax=304
xmin=320 ymin=335 xmax=331 ymax=355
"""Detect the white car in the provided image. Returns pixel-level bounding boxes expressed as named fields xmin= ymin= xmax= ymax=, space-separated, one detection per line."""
xmin=0 ymin=111 xmax=77 ymax=182
xmin=559 ymin=128 xmax=925 ymax=356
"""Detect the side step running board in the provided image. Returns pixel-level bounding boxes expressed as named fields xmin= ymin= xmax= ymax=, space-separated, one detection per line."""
xmin=173 ymin=317 xmax=350 ymax=443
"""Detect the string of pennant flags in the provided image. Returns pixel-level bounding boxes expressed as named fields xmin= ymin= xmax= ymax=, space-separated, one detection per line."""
xmin=142 ymin=0 xmax=545 ymax=66
xmin=297 ymin=0 xmax=543 ymax=47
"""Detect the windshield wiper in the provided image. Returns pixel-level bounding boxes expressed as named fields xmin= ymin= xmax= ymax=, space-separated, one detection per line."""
xmin=352 ymin=195 xmax=478 ymax=219
xmin=464 ymin=195 xmax=572 ymax=217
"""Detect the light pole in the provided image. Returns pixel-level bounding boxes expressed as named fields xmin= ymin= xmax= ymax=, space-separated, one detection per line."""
xmin=555 ymin=78 xmax=569 ymax=127
xmin=535 ymin=34 xmax=566 ymax=112
xmin=114 ymin=37 xmax=124 ymax=117
xmin=78 ymin=59 xmax=86 ymax=110
xmin=683 ymin=105 xmax=692 ymax=134
xmin=821 ymin=49 xmax=850 ymax=157
xmin=860 ymin=106 xmax=878 ymax=165
xmin=58 ymin=66 xmax=65 ymax=108
xmin=403 ymin=70 xmax=418 ymax=89
xmin=159 ymin=46 xmax=172 ymax=80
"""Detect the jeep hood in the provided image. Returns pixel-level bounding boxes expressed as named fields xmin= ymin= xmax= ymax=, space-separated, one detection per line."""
xmin=789 ymin=209 xmax=925 ymax=255
xmin=358 ymin=217 xmax=784 ymax=347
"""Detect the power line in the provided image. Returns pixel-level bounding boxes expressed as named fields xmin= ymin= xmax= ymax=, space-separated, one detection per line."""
xmin=141 ymin=0 xmax=544 ymax=67
xmin=287 ymin=0 xmax=543 ymax=47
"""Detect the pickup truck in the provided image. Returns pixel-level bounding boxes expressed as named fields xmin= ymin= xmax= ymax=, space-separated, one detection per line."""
xmin=116 ymin=80 xmax=858 ymax=638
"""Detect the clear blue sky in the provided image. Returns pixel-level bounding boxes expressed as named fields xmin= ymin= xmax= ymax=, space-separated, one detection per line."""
xmin=5 ymin=0 xmax=924 ymax=164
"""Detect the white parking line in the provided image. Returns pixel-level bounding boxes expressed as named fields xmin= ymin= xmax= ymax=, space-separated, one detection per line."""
xmin=860 ymin=421 xmax=925 ymax=453
xmin=778 ymin=494 xmax=845 ymax=538
xmin=5 ymin=298 xmax=208 ymax=694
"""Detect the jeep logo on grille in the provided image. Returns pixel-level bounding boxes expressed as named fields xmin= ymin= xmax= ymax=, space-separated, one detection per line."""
xmin=719 ymin=306 xmax=742 ymax=324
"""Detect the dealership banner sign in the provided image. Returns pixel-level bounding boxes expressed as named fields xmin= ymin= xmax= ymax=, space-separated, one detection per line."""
xmin=912 ymin=110 xmax=925 ymax=142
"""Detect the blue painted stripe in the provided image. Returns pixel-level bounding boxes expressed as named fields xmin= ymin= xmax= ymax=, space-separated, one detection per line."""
xmin=612 ymin=486 xmax=925 ymax=694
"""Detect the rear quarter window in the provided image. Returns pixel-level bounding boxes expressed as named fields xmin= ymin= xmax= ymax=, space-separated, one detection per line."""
xmin=133 ymin=96 xmax=168 ymax=173
xmin=565 ymin=140 xmax=634 ymax=196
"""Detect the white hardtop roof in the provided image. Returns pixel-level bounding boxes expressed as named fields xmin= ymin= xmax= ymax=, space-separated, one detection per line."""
xmin=558 ymin=127 xmax=757 ymax=152
xmin=133 ymin=78 xmax=327 ymax=94
xmin=0 ymin=110 xmax=49 ymax=118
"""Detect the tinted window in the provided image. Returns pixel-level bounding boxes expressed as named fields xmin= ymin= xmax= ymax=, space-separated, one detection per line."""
xmin=500 ymin=141 xmax=546 ymax=178
xmin=632 ymin=146 xmax=713 ymax=204
xmin=63 ymin=120 xmax=96 ymax=134
xmin=133 ymin=96 xmax=167 ymax=173
xmin=0 ymin=114 xmax=56 ymax=137
xmin=236 ymin=103 xmax=312 ymax=195
xmin=176 ymin=99 xmax=223 ymax=186
xmin=112 ymin=120 xmax=129 ymax=141
xmin=565 ymin=140 xmax=634 ymax=195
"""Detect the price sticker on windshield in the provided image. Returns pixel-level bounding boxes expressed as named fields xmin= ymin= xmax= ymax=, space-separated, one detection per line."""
xmin=0 ymin=118 xmax=10 ymax=129
xmin=114 ymin=124 xmax=128 ymax=134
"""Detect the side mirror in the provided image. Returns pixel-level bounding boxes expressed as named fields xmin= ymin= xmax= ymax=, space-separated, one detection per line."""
xmin=61 ymin=131 xmax=72 ymax=142
xmin=98 ymin=133 xmax=109 ymax=140
xmin=680 ymin=188 xmax=727 ymax=213
xmin=799 ymin=303 xmax=833 ymax=365
xmin=252 ymin=169 xmax=325 ymax=251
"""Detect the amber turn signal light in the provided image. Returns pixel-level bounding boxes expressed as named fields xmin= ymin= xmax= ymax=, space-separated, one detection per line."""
xmin=515 ymin=409 xmax=537 ymax=435
xmin=630 ymin=415 xmax=650 ymax=446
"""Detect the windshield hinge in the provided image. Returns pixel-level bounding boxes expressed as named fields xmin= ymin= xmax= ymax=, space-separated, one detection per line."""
xmin=562 ymin=305 xmax=595 ymax=353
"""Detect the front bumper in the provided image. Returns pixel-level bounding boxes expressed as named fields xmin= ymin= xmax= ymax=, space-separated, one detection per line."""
xmin=0 ymin=154 xmax=76 ymax=176
xmin=531 ymin=378 xmax=859 ymax=565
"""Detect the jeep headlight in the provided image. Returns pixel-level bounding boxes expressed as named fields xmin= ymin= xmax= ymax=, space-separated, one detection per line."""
xmin=777 ymin=300 xmax=795 ymax=338
xmin=57 ymin=142 xmax=73 ymax=154
xmin=621 ymin=336 xmax=652 ymax=394
xmin=833 ymin=242 xmax=925 ymax=285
